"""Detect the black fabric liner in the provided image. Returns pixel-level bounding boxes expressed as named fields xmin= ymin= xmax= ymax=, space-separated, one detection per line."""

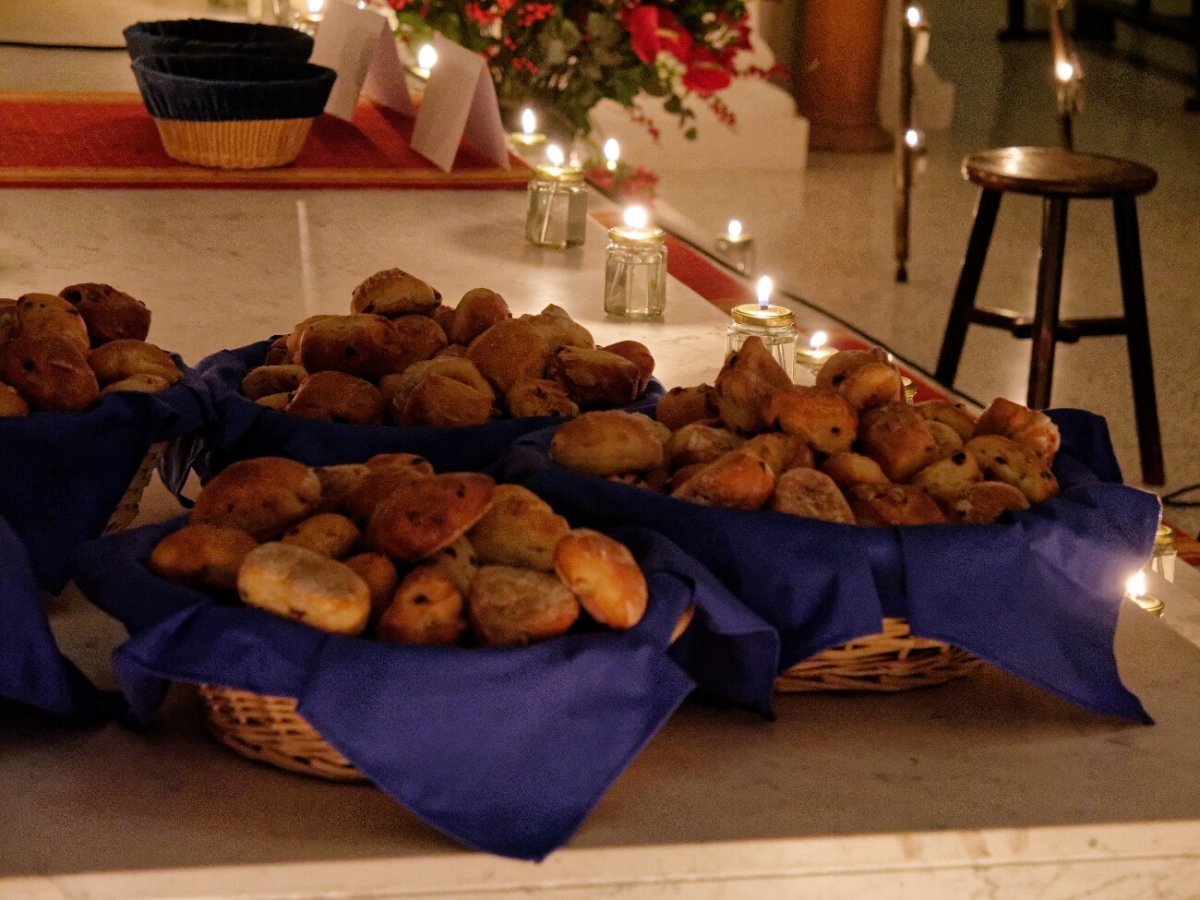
xmin=123 ymin=18 xmax=314 ymax=61
xmin=132 ymin=54 xmax=336 ymax=122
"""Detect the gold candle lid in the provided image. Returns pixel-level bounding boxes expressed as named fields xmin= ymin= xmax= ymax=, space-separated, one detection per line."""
xmin=1132 ymin=593 xmax=1165 ymax=618
xmin=731 ymin=303 xmax=795 ymax=328
xmin=1154 ymin=523 xmax=1176 ymax=549
xmin=533 ymin=163 xmax=585 ymax=183
xmin=609 ymin=224 xmax=665 ymax=244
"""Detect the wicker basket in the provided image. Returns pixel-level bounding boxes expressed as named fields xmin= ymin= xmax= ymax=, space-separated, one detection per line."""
xmin=197 ymin=684 xmax=366 ymax=782
xmin=774 ymin=617 xmax=981 ymax=693
xmin=103 ymin=441 xmax=167 ymax=534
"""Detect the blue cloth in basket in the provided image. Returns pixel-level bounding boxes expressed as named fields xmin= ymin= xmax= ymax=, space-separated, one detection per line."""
xmin=0 ymin=513 xmax=122 ymax=721
xmin=503 ymin=409 xmax=1160 ymax=722
xmin=0 ymin=365 xmax=211 ymax=592
xmin=161 ymin=340 xmax=665 ymax=495
xmin=71 ymin=518 xmax=778 ymax=860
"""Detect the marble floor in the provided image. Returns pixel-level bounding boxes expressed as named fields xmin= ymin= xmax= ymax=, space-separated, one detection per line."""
xmin=1 ymin=0 xmax=1196 ymax=536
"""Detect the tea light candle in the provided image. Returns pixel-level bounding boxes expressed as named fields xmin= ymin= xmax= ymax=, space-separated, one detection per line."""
xmin=795 ymin=330 xmax=837 ymax=382
xmin=901 ymin=375 xmax=917 ymax=403
xmin=603 ymin=138 xmax=620 ymax=171
xmin=1149 ymin=523 xmax=1178 ymax=583
xmin=726 ymin=276 xmax=798 ymax=380
xmin=1125 ymin=571 xmax=1165 ymax=618
xmin=410 ymin=44 xmax=437 ymax=80
xmin=525 ymin=144 xmax=588 ymax=249
xmin=509 ymin=108 xmax=546 ymax=149
xmin=604 ymin=205 xmax=667 ymax=319
xmin=716 ymin=219 xmax=755 ymax=275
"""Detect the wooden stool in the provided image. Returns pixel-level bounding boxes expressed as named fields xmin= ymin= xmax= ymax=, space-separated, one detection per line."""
xmin=935 ymin=146 xmax=1165 ymax=485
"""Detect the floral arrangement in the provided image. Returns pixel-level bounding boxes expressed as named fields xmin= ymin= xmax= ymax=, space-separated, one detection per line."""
xmin=387 ymin=0 xmax=782 ymax=144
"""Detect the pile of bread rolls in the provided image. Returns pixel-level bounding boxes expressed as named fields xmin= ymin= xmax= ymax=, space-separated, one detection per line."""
xmin=238 ymin=267 xmax=656 ymax=427
xmin=549 ymin=338 xmax=1062 ymax=526
xmin=149 ymin=454 xmax=657 ymax=646
xmin=0 ymin=283 xmax=180 ymax=416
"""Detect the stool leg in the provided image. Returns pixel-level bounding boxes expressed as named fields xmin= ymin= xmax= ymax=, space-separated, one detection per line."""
xmin=1028 ymin=196 xmax=1069 ymax=410
xmin=1113 ymin=194 xmax=1166 ymax=485
xmin=936 ymin=189 xmax=1001 ymax=389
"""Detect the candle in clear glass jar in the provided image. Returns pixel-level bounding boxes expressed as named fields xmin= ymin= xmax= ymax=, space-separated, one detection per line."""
xmin=795 ymin=330 xmax=837 ymax=383
xmin=1125 ymin=571 xmax=1165 ymax=618
xmin=509 ymin=108 xmax=546 ymax=150
xmin=1149 ymin=523 xmax=1177 ymax=583
xmin=726 ymin=276 xmax=798 ymax=380
xmin=604 ymin=206 xmax=667 ymax=319
xmin=525 ymin=144 xmax=588 ymax=249
xmin=716 ymin=219 xmax=755 ymax=275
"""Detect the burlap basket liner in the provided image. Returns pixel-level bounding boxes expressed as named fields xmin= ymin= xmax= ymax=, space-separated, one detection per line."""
xmin=103 ymin=441 xmax=167 ymax=534
xmin=153 ymin=118 xmax=314 ymax=169
xmin=775 ymin=616 xmax=982 ymax=693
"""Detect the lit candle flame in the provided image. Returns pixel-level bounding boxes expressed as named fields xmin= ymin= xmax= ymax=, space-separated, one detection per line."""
xmin=546 ymin=143 xmax=564 ymax=167
xmin=809 ymin=330 xmax=828 ymax=351
xmin=727 ymin=219 xmax=743 ymax=240
xmin=756 ymin=275 xmax=773 ymax=310
xmin=1126 ymin=571 xmax=1146 ymax=600
xmin=417 ymin=44 xmax=438 ymax=72
xmin=624 ymin=206 xmax=648 ymax=230
xmin=904 ymin=128 xmax=922 ymax=149
xmin=603 ymin=138 xmax=620 ymax=167
xmin=905 ymin=4 xmax=924 ymax=28
xmin=308 ymin=0 xmax=325 ymax=14
xmin=520 ymin=108 xmax=537 ymax=136
xmin=1055 ymin=60 xmax=1075 ymax=83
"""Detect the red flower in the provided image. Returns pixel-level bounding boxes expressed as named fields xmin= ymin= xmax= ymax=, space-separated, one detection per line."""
xmin=682 ymin=46 xmax=732 ymax=95
xmin=620 ymin=5 xmax=693 ymax=64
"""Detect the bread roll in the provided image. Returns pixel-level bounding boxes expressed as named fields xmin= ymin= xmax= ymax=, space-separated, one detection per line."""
xmin=741 ymin=432 xmax=813 ymax=475
xmin=941 ymin=481 xmax=1030 ymax=524
xmin=910 ymin=451 xmax=984 ymax=503
xmin=553 ymin=529 xmax=647 ymax=629
xmin=343 ymin=551 xmax=400 ymax=621
xmin=723 ymin=335 xmax=792 ymax=390
xmin=964 ymin=434 xmax=1060 ymax=503
xmin=847 ymin=482 xmax=948 ymax=526
xmin=672 ymin=449 xmax=776 ymax=510
xmin=549 ymin=410 xmax=664 ymax=476
xmin=295 ymin=314 xmax=408 ymax=380
xmin=399 ymin=373 xmax=494 ymax=427
xmin=280 ymin=512 xmax=361 ymax=558
xmin=974 ymin=397 xmax=1061 ymax=466
xmin=602 ymin=340 xmax=655 ymax=396
xmin=914 ymin=399 xmax=977 ymax=443
xmin=467 ymin=484 xmax=569 ymax=571
xmin=241 ymin=364 xmax=308 ymax=400
xmin=191 ymin=457 xmax=322 ymax=540
xmin=428 ymin=534 xmax=479 ymax=596
xmin=351 ymin=268 xmax=441 ymax=318
xmin=0 ymin=335 xmax=99 ymax=411
xmin=87 ymin=339 xmax=181 ymax=386
xmin=466 ymin=319 xmax=552 ymax=394
xmin=546 ymin=346 xmax=641 ymax=407
xmin=468 ymin=565 xmax=580 ymax=646
xmin=367 ymin=472 xmax=497 ymax=562
xmin=314 ymin=463 xmax=371 ymax=512
xmin=340 ymin=463 xmax=433 ymax=524
xmin=665 ymin=422 xmax=744 ymax=469
xmin=237 ymin=542 xmax=370 ymax=636
xmin=713 ymin=367 xmax=775 ymax=435
xmin=857 ymin=403 xmax=940 ymax=483
xmin=763 ymin=385 xmax=857 ymax=455
xmin=520 ymin=304 xmax=594 ymax=352
xmin=377 ymin=566 xmax=468 ymax=645
xmin=149 ymin=523 xmax=258 ymax=591
xmin=820 ymin=452 xmax=889 ymax=488
xmin=505 ymin=377 xmax=579 ymax=419
xmin=101 ymin=373 xmax=171 ymax=396
xmin=0 ymin=381 xmax=29 ymax=417
xmin=389 ymin=314 xmax=450 ymax=372
xmin=58 ymin=283 xmax=151 ymax=345
xmin=770 ymin=467 xmax=855 ymax=523
xmin=449 ymin=288 xmax=511 ymax=345
xmin=15 ymin=293 xmax=89 ymax=354
xmin=655 ymin=384 xmax=718 ymax=432
xmin=286 ymin=370 xmax=385 ymax=424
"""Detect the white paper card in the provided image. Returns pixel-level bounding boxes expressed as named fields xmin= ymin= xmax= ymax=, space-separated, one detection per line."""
xmin=410 ymin=34 xmax=510 ymax=172
xmin=311 ymin=0 xmax=413 ymax=120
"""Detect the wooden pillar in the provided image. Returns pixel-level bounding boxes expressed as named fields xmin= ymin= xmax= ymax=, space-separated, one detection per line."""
xmin=796 ymin=0 xmax=890 ymax=152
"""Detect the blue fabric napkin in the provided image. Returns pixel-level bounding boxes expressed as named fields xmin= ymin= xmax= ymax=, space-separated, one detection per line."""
xmin=0 ymin=513 xmax=123 ymax=722
xmin=161 ymin=340 xmax=665 ymax=495
xmin=503 ymin=409 xmax=1160 ymax=722
xmin=71 ymin=517 xmax=778 ymax=860
xmin=0 ymin=365 xmax=211 ymax=592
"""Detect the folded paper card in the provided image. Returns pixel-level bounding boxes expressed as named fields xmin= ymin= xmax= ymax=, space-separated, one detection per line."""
xmin=72 ymin=519 xmax=779 ymax=859
xmin=312 ymin=0 xmax=414 ymax=119
xmin=504 ymin=409 xmax=1161 ymax=722
xmin=160 ymin=340 xmax=663 ymax=496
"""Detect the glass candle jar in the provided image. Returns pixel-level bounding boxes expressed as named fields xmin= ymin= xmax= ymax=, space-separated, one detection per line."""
xmin=726 ymin=304 xmax=799 ymax=381
xmin=525 ymin=163 xmax=588 ymax=249
xmin=1149 ymin=523 xmax=1178 ymax=583
xmin=604 ymin=216 xmax=667 ymax=318
xmin=716 ymin=221 xmax=755 ymax=275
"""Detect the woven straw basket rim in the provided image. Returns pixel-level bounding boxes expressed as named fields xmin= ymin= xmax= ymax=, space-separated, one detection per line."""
xmin=153 ymin=117 xmax=314 ymax=170
xmin=104 ymin=441 xmax=167 ymax=534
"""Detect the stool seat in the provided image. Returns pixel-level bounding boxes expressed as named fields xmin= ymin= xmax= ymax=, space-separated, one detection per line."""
xmin=964 ymin=147 xmax=1158 ymax=199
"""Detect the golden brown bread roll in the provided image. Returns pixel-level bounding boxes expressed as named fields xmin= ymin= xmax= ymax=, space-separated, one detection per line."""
xmin=0 ymin=335 xmax=99 ymax=411
xmin=314 ymin=463 xmax=371 ymax=512
xmin=467 ymin=484 xmax=569 ymax=571
xmin=770 ymin=467 xmax=855 ymax=523
xmin=241 ymin=364 xmax=308 ymax=400
xmin=914 ymin=399 xmax=977 ymax=443
xmin=665 ymin=422 xmax=744 ymax=469
xmin=837 ymin=360 xmax=904 ymax=411
xmin=602 ymin=340 xmax=655 ymax=396
xmin=263 ymin=336 xmax=292 ymax=366
xmin=672 ymin=448 xmax=776 ymax=510
xmin=820 ymin=452 xmax=889 ymax=488
xmin=468 ymin=565 xmax=580 ymax=646
xmin=910 ymin=451 xmax=984 ymax=503
xmin=58 ymin=283 xmax=151 ymax=345
xmin=520 ymin=304 xmax=595 ymax=352
xmin=448 ymin=288 xmax=511 ymax=345
xmin=431 ymin=304 xmax=456 ymax=339
xmin=763 ymin=385 xmax=858 ymax=455
xmin=340 ymin=463 xmax=434 ymax=525
xmin=857 ymin=403 xmax=940 ymax=483
xmin=941 ymin=480 xmax=1030 ymax=524
xmin=549 ymin=410 xmax=664 ymax=476
xmin=429 ymin=534 xmax=478 ymax=596
xmin=100 ymin=373 xmax=172 ymax=396
xmin=815 ymin=347 xmax=891 ymax=391
xmin=15 ymin=293 xmax=90 ymax=354
xmin=255 ymin=392 xmax=291 ymax=411
xmin=974 ymin=397 xmax=1061 ymax=466
xmin=237 ymin=542 xmax=370 ymax=636
xmin=0 ymin=381 xmax=29 ymax=417
xmin=466 ymin=319 xmax=552 ymax=394
xmin=351 ymin=268 xmax=441 ymax=318
xmin=150 ymin=523 xmax=258 ymax=591
xmin=343 ymin=551 xmax=400 ymax=622
xmin=87 ymin=339 xmax=181 ymax=387
xmin=389 ymin=314 xmax=450 ymax=372
xmin=741 ymin=432 xmax=814 ymax=475
xmin=927 ymin=420 xmax=965 ymax=460
xmin=847 ymin=482 xmax=948 ymax=526
xmin=367 ymin=472 xmax=497 ymax=562
xmin=191 ymin=457 xmax=322 ymax=540
xmin=280 ymin=512 xmax=361 ymax=558
xmin=284 ymin=314 xmax=334 ymax=360
xmin=655 ymin=384 xmax=718 ymax=432
xmin=365 ymin=452 xmax=436 ymax=474
xmin=964 ymin=434 xmax=1060 ymax=503
xmin=286 ymin=370 xmax=385 ymax=425
xmin=553 ymin=528 xmax=647 ymax=629
xmin=546 ymin=346 xmax=641 ymax=407
xmin=505 ymin=377 xmax=580 ymax=419
xmin=723 ymin=336 xmax=792 ymax=391
xmin=713 ymin=367 xmax=776 ymax=435
xmin=377 ymin=566 xmax=468 ymax=645
xmin=295 ymin=314 xmax=407 ymax=380
xmin=399 ymin=373 xmax=494 ymax=427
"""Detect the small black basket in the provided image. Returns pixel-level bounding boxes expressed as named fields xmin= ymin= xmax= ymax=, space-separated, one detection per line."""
xmin=124 ymin=18 xmax=314 ymax=62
